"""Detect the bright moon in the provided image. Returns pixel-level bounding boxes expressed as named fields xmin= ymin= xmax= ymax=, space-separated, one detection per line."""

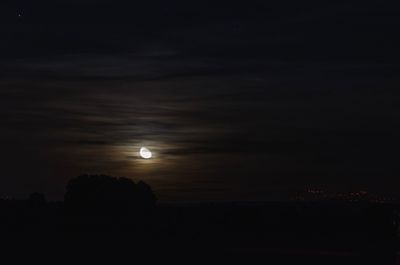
xmin=139 ymin=147 xmax=152 ymax=159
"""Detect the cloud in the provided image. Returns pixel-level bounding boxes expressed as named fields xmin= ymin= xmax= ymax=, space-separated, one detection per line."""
xmin=0 ymin=0 xmax=396 ymax=199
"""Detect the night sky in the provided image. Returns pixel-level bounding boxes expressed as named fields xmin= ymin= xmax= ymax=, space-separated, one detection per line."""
xmin=0 ymin=0 xmax=397 ymax=201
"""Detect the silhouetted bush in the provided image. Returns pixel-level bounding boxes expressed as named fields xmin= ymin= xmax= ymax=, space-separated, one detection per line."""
xmin=64 ymin=174 xmax=156 ymax=214
xmin=28 ymin=192 xmax=46 ymax=206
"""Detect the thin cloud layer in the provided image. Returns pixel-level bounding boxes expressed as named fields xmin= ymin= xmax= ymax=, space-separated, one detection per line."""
xmin=0 ymin=0 xmax=397 ymax=200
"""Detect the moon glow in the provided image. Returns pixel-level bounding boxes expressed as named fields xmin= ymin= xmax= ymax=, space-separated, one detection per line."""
xmin=139 ymin=147 xmax=152 ymax=159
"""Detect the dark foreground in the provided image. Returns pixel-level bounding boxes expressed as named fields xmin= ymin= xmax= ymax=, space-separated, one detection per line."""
xmin=0 ymin=200 xmax=398 ymax=264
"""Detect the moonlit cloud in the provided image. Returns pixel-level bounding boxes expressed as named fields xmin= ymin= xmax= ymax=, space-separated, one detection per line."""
xmin=0 ymin=0 xmax=396 ymax=200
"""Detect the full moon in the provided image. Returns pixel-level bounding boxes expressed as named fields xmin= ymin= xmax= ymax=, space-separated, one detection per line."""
xmin=139 ymin=147 xmax=152 ymax=159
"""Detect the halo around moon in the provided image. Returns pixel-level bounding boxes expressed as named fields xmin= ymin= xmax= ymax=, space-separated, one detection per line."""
xmin=139 ymin=147 xmax=152 ymax=159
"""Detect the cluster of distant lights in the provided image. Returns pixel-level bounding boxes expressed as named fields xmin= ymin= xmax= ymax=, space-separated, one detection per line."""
xmin=295 ymin=188 xmax=396 ymax=204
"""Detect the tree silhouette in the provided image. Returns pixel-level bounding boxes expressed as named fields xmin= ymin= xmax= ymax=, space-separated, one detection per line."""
xmin=28 ymin=192 xmax=46 ymax=205
xmin=64 ymin=174 xmax=156 ymax=214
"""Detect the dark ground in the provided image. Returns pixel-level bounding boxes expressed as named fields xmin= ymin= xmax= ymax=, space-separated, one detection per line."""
xmin=0 ymin=200 xmax=398 ymax=264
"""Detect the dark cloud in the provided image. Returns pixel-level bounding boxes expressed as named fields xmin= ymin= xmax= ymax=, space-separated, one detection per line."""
xmin=0 ymin=0 xmax=397 ymax=200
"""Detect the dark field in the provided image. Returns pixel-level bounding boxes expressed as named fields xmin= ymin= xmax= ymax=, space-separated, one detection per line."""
xmin=1 ymin=200 xmax=398 ymax=264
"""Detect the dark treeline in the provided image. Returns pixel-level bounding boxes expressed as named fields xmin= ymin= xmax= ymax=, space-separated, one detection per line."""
xmin=0 ymin=175 xmax=398 ymax=264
